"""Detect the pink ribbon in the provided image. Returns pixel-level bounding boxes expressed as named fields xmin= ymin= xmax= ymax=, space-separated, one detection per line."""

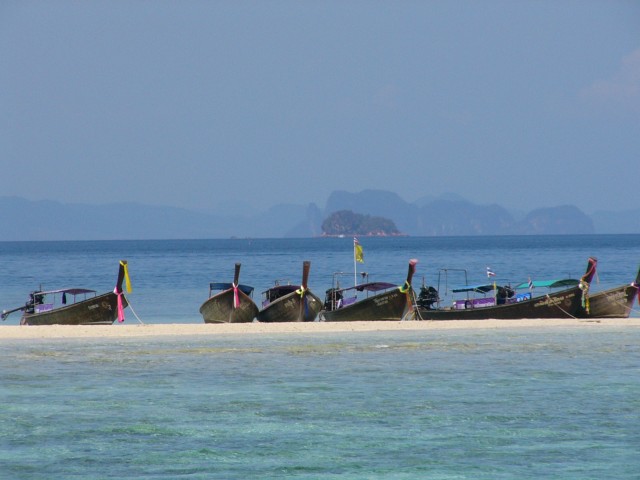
xmin=232 ymin=283 xmax=240 ymax=309
xmin=115 ymin=288 xmax=125 ymax=322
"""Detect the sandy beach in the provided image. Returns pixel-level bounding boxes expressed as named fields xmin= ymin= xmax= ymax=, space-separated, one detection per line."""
xmin=1 ymin=318 xmax=639 ymax=340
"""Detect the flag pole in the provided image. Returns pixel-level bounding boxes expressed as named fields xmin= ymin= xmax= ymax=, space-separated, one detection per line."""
xmin=353 ymin=238 xmax=357 ymax=287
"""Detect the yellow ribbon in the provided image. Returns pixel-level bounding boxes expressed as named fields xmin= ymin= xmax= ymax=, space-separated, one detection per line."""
xmin=399 ymin=281 xmax=411 ymax=293
xmin=120 ymin=260 xmax=132 ymax=293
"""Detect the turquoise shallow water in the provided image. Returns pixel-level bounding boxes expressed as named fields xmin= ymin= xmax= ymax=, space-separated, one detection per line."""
xmin=1 ymin=236 xmax=639 ymax=478
xmin=2 ymin=327 xmax=639 ymax=479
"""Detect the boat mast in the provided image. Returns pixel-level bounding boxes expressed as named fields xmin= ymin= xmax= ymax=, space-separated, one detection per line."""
xmin=354 ymin=239 xmax=357 ymax=287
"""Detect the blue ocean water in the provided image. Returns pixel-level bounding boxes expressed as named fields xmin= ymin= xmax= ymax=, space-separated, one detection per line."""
xmin=1 ymin=236 xmax=640 ymax=478
xmin=1 ymin=235 xmax=639 ymax=323
xmin=1 ymin=328 xmax=639 ymax=479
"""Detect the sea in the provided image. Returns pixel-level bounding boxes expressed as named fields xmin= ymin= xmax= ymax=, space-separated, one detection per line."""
xmin=1 ymin=235 xmax=639 ymax=479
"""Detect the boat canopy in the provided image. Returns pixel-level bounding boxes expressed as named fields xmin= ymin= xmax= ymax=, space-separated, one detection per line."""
xmin=514 ymin=279 xmax=579 ymax=290
xmin=262 ymin=284 xmax=299 ymax=295
xmin=39 ymin=288 xmax=97 ymax=296
xmin=337 ymin=282 xmax=397 ymax=293
xmin=209 ymin=283 xmax=254 ymax=295
xmin=451 ymin=284 xmax=496 ymax=294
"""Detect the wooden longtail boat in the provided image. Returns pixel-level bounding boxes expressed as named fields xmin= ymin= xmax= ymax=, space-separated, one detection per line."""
xmin=577 ymin=265 xmax=640 ymax=318
xmin=199 ymin=263 xmax=259 ymax=323
xmin=2 ymin=260 xmax=131 ymax=326
xmin=255 ymin=261 xmax=322 ymax=322
xmin=320 ymin=259 xmax=418 ymax=322
xmin=417 ymin=257 xmax=598 ymax=320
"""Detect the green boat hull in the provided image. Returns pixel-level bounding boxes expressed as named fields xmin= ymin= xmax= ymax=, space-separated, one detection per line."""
xmin=21 ymin=292 xmax=126 ymax=326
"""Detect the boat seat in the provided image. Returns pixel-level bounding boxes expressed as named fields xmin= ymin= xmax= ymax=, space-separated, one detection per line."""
xmin=338 ymin=296 xmax=358 ymax=308
xmin=35 ymin=303 xmax=54 ymax=313
xmin=514 ymin=292 xmax=532 ymax=302
xmin=454 ymin=297 xmax=496 ymax=309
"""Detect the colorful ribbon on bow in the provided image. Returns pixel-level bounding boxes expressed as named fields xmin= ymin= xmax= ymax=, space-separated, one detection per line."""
xmin=399 ymin=281 xmax=411 ymax=293
xmin=115 ymin=260 xmax=132 ymax=322
xmin=121 ymin=260 xmax=132 ymax=293
xmin=296 ymin=286 xmax=308 ymax=318
xmin=578 ymin=279 xmax=590 ymax=314
xmin=232 ymin=283 xmax=240 ymax=309
xmin=115 ymin=287 xmax=125 ymax=322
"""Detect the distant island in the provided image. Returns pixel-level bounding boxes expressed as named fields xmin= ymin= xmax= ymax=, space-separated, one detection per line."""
xmin=1 ymin=191 xmax=639 ymax=240
xmin=321 ymin=210 xmax=402 ymax=236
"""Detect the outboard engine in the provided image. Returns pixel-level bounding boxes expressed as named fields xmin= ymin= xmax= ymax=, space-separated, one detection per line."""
xmin=496 ymin=285 xmax=515 ymax=305
xmin=417 ymin=286 xmax=439 ymax=310
xmin=25 ymin=290 xmax=43 ymax=314
xmin=324 ymin=288 xmax=343 ymax=311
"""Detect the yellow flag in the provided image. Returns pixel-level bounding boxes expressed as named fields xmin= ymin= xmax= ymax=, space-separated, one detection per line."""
xmin=354 ymin=237 xmax=364 ymax=263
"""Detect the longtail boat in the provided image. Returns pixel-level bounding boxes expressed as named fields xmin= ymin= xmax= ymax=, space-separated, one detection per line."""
xmin=256 ymin=261 xmax=322 ymax=322
xmin=320 ymin=259 xmax=418 ymax=321
xmin=577 ymin=264 xmax=640 ymax=318
xmin=2 ymin=260 xmax=131 ymax=326
xmin=199 ymin=263 xmax=258 ymax=323
xmin=416 ymin=257 xmax=598 ymax=320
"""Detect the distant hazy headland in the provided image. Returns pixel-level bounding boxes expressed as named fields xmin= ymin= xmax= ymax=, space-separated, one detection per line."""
xmin=1 ymin=191 xmax=638 ymax=241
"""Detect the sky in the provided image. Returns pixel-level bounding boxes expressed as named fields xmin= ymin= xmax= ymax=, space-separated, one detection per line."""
xmin=1 ymin=1 xmax=639 ymax=215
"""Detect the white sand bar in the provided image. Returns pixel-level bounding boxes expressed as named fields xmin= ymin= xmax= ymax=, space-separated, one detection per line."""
xmin=1 ymin=318 xmax=639 ymax=340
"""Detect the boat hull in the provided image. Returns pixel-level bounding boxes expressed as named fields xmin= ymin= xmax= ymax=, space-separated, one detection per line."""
xmin=200 ymin=289 xmax=259 ymax=323
xmin=321 ymin=289 xmax=410 ymax=322
xmin=20 ymin=292 xmax=126 ymax=326
xmin=577 ymin=284 xmax=639 ymax=318
xmin=418 ymin=287 xmax=583 ymax=320
xmin=256 ymin=290 xmax=322 ymax=322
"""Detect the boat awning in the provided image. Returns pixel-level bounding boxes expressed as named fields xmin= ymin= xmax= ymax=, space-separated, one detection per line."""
xmin=356 ymin=282 xmax=397 ymax=292
xmin=38 ymin=288 xmax=97 ymax=296
xmin=334 ymin=282 xmax=397 ymax=294
xmin=209 ymin=283 xmax=254 ymax=295
xmin=515 ymin=279 xmax=579 ymax=289
xmin=261 ymin=285 xmax=299 ymax=295
xmin=451 ymin=284 xmax=496 ymax=294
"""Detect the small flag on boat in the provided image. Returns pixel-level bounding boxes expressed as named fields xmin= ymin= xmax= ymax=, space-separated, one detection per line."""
xmin=528 ymin=277 xmax=534 ymax=291
xmin=354 ymin=237 xmax=364 ymax=263
xmin=486 ymin=267 xmax=496 ymax=278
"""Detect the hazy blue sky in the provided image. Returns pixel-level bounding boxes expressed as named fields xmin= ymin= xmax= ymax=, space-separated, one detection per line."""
xmin=1 ymin=1 xmax=639 ymax=214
